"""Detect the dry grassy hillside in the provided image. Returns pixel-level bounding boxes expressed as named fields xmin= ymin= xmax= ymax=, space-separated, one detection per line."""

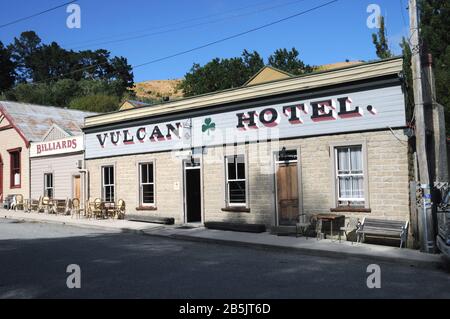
xmin=132 ymin=79 xmax=183 ymax=101
xmin=132 ymin=61 xmax=362 ymax=102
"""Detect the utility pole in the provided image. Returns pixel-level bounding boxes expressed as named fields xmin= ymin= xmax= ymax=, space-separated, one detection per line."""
xmin=409 ymin=0 xmax=435 ymax=253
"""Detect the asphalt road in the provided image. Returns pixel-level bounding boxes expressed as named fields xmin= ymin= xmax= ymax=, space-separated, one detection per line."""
xmin=0 ymin=218 xmax=449 ymax=299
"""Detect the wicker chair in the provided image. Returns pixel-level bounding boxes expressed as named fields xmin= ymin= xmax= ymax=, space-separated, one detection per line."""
xmin=53 ymin=199 xmax=68 ymax=215
xmin=40 ymin=196 xmax=51 ymax=213
xmin=93 ymin=198 xmax=103 ymax=219
xmin=15 ymin=194 xmax=24 ymax=211
xmin=29 ymin=197 xmax=41 ymax=212
xmin=115 ymin=199 xmax=126 ymax=219
xmin=71 ymin=198 xmax=81 ymax=219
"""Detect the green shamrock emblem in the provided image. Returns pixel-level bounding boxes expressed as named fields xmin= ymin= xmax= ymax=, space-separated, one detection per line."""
xmin=202 ymin=118 xmax=216 ymax=135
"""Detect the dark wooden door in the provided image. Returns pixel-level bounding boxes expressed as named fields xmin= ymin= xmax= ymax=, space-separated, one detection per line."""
xmin=185 ymin=168 xmax=201 ymax=223
xmin=277 ymin=162 xmax=299 ymax=226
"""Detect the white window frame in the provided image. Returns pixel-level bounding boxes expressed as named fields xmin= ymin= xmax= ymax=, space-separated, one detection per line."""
xmin=139 ymin=162 xmax=155 ymax=207
xmin=335 ymin=146 xmax=364 ymax=204
xmin=44 ymin=173 xmax=54 ymax=198
xmin=101 ymin=165 xmax=115 ymax=203
xmin=225 ymin=154 xmax=248 ymax=207
xmin=330 ymin=141 xmax=370 ymax=209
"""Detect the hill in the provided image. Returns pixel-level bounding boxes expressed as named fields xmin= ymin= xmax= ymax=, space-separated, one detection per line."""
xmin=132 ymin=79 xmax=183 ymax=102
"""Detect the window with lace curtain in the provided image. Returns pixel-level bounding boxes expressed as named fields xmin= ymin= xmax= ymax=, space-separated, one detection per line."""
xmin=335 ymin=145 xmax=365 ymax=207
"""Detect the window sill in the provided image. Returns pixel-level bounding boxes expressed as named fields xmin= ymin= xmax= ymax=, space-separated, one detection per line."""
xmin=330 ymin=207 xmax=371 ymax=213
xmin=136 ymin=206 xmax=157 ymax=211
xmin=10 ymin=185 xmax=21 ymax=189
xmin=221 ymin=207 xmax=250 ymax=213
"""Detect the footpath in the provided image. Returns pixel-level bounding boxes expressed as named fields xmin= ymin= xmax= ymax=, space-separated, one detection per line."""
xmin=2 ymin=209 xmax=444 ymax=270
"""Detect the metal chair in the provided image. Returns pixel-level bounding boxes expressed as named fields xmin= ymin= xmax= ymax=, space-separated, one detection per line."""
xmin=339 ymin=217 xmax=360 ymax=243
xmin=315 ymin=219 xmax=324 ymax=240
xmin=296 ymin=213 xmax=311 ymax=239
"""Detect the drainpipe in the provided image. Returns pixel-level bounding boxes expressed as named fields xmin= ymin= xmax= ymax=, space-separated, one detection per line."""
xmin=78 ymin=169 xmax=89 ymax=209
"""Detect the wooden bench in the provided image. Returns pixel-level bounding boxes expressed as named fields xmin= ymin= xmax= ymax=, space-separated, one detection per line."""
xmin=357 ymin=218 xmax=409 ymax=248
xmin=205 ymin=222 xmax=266 ymax=233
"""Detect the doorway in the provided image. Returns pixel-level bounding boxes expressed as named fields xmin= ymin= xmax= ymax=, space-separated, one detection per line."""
xmin=275 ymin=149 xmax=299 ymax=226
xmin=73 ymin=175 xmax=81 ymax=200
xmin=183 ymin=158 xmax=202 ymax=223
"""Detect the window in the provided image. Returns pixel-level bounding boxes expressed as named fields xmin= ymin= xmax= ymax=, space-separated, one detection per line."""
xmin=102 ymin=166 xmax=115 ymax=203
xmin=139 ymin=163 xmax=155 ymax=206
xmin=335 ymin=146 xmax=364 ymax=206
xmin=225 ymin=155 xmax=246 ymax=206
xmin=44 ymin=173 xmax=54 ymax=198
xmin=9 ymin=149 xmax=21 ymax=188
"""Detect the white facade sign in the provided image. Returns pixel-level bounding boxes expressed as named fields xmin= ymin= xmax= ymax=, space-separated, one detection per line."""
xmin=30 ymin=135 xmax=84 ymax=158
xmin=85 ymin=86 xmax=406 ymax=159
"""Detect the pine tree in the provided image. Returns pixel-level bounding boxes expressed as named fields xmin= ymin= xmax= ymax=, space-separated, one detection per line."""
xmin=372 ymin=16 xmax=393 ymax=59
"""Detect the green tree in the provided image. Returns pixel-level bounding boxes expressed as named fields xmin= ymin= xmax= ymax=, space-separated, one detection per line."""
xmin=268 ymin=48 xmax=312 ymax=75
xmin=69 ymin=94 xmax=120 ymax=113
xmin=419 ymin=0 xmax=450 ymax=131
xmin=0 ymin=41 xmax=16 ymax=93
xmin=179 ymin=48 xmax=314 ymax=97
xmin=8 ymin=31 xmax=42 ymax=82
xmin=372 ymin=16 xmax=393 ymax=59
xmin=400 ymin=38 xmax=414 ymax=121
xmin=179 ymin=50 xmax=264 ymax=97
xmin=6 ymin=31 xmax=134 ymax=99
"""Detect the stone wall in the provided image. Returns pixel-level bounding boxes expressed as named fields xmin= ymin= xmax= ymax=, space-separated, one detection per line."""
xmin=86 ymin=129 xmax=410 ymax=226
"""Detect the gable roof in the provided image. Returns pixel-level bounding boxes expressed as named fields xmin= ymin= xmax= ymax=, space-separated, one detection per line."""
xmin=0 ymin=101 xmax=97 ymax=143
xmin=119 ymin=100 xmax=151 ymax=111
xmin=244 ymin=66 xmax=293 ymax=86
xmin=41 ymin=123 xmax=72 ymax=141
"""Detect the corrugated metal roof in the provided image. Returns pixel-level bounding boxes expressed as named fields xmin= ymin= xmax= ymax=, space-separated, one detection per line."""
xmin=84 ymin=57 xmax=404 ymax=128
xmin=0 ymin=101 xmax=97 ymax=142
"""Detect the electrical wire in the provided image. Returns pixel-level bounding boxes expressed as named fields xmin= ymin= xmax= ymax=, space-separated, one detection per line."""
xmin=29 ymin=0 xmax=340 ymax=84
xmin=132 ymin=0 xmax=339 ymax=70
xmin=0 ymin=0 xmax=79 ymax=29
xmin=65 ymin=0 xmax=304 ymax=48
xmin=69 ymin=0 xmax=310 ymax=50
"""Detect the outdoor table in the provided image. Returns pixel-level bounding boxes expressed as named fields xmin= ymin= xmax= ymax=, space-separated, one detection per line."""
xmin=313 ymin=214 xmax=345 ymax=240
xmin=102 ymin=202 xmax=115 ymax=219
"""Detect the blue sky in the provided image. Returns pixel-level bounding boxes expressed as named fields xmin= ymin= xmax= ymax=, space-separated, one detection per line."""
xmin=0 ymin=0 xmax=409 ymax=82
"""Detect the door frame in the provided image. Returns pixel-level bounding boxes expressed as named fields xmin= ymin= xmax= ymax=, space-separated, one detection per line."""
xmin=182 ymin=157 xmax=203 ymax=224
xmin=273 ymin=147 xmax=303 ymax=226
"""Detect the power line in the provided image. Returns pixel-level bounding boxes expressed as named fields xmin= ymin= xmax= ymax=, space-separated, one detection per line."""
xmin=30 ymin=0 xmax=339 ymax=84
xmin=65 ymin=0 xmax=286 ymax=48
xmin=133 ymin=0 xmax=339 ymax=69
xmin=0 ymin=0 xmax=78 ymax=29
xmin=70 ymin=0 xmax=310 ymax=50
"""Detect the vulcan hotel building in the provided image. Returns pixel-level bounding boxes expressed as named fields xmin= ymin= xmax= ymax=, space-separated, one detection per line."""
xmin=83 ymin=58 xmax=411 ymax=233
